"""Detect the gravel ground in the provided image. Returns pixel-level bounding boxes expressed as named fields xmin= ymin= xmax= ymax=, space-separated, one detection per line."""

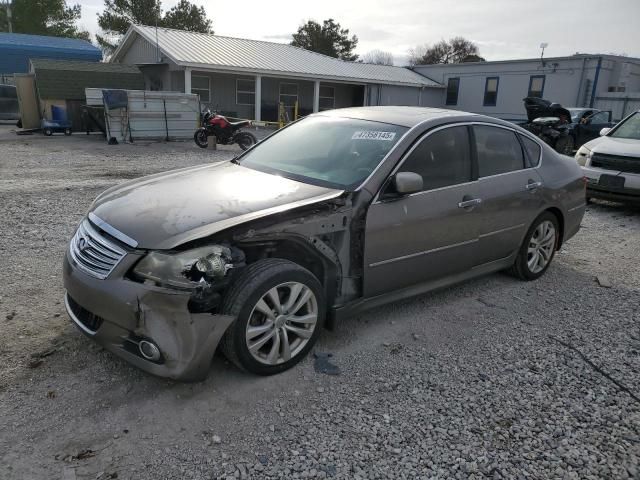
xmin=1 ymin=129 xmax=639 ymax=479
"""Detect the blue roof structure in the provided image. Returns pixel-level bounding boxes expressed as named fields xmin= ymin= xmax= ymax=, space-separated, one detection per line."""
xmin=0 ymin=32 xmax=102 ymax=75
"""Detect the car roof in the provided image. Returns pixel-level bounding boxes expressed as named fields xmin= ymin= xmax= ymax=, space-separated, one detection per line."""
xmin=316 ymin=106 xmax=480 ymax=128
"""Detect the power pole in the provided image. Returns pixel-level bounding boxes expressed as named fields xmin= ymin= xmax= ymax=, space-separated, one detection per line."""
xmin=2 ymin=1 xmax=12 ymax=33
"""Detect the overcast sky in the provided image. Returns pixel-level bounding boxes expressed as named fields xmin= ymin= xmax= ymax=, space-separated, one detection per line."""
xmin=78 ymin=0 xmax=640 ymax=64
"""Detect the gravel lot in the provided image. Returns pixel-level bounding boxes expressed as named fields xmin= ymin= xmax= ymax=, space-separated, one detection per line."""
xmin=1 ymin=127 xmax=639 ymax=479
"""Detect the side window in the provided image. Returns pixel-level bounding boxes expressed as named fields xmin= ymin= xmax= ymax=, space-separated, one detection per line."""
xmin=474 ymin=125 xmax=525 ymax=177
xmin=399 ymin=126 xmax=471 ymax=191
xmin=519 ymin=135 xmax=541 ymax=167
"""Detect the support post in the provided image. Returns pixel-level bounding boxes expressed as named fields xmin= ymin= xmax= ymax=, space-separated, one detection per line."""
xmin=184 ymin=68 xmax=192 ymax=94
xmin=313 ymin=80 xmax=320 ymax=113
xmin=254 ymin=75 xmax=262 ymax=121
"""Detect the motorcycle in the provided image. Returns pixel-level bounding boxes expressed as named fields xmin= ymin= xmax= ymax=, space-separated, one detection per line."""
xmin=521 ymin=97 xmax=574 ymax=155
xmin=194 ymin=109 xmax=257 ymax=150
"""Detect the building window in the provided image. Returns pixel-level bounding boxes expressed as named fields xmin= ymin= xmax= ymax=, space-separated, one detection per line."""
xmin=445 ymin=77 xmax=460 ymax=105
xmin=191 ymin=75 xmax=210 ymax=102
xmin=236 ymin=78 xmax=255 ymax=105
xmin=279 ymin=83 xmax=298 ymax=107
xmin=528 ymin=75 xmax=545 ymax=98
xmin=483 ymin=77 xmax=499 ymax=106
xmin=319 ymin=85 xmax=335 ymax=110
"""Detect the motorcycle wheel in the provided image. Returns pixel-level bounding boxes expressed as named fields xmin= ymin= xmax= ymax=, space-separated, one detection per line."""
xmin=194 ymin=129 xmax=209 ymax=149
xmin=235 ymin=132 xmax=257 ymax=151
xmin=555 ymin=136 xmax=575 ymax=156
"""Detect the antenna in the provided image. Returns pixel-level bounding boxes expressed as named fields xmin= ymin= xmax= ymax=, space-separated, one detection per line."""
xmin=540 ymin=42 xmax=548 ymax=65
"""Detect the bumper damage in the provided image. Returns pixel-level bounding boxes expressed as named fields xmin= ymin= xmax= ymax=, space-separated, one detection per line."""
xmin=63 ymin=252 xmax=234 ymax=381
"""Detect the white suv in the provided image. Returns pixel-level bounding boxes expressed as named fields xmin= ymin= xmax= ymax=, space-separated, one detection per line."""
xmin=576 ymin=111 xmax=640 ymax=204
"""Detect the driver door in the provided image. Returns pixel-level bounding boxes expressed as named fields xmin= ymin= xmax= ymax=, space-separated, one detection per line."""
xmin=363 ymin=125 xmax=481 ymax=298
xmin=577 ymin=111 xmax=613 ymax=145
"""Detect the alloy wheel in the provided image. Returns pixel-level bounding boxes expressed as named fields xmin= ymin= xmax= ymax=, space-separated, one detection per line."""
xmin=245 ymin=282 xmax=318 ymax=365
xmin=527 ymin=220 xmax=556 ymax=273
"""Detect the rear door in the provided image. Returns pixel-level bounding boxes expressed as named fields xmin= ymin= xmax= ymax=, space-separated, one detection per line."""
xmin=363 ymin=125 xmax=481 ymax=297
xmin=472 ymin=125 xmax=546 ymax=266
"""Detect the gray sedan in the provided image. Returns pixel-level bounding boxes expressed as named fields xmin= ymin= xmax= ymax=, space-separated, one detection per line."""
xmin=63 ymin=107 xmax=586 ymax=380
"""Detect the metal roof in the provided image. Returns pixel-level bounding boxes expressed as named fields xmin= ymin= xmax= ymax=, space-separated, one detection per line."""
xmin=114 ymin=25 xmax=441 ymax=88
xmin=0 ymin=33 xmax=101 ymax=74
xmin=30 ymin=59 xmax=143 ymax=100
xmin=30 ymin=58 xmax=140 ymax=73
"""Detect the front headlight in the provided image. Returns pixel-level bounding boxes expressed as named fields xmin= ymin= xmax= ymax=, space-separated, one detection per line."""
xmin=575 ymin=146 xmax=592 ymax=166
xmin=132 ymin=245 xmax=234 ymax=289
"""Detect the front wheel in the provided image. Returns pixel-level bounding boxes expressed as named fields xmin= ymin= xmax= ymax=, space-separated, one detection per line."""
xmin=235 ymin=132 xmax=257 ymax=151
xmin=193 ymin=129 xmax=209 ymax=148
xmin=508 ymin=212 xmax=559 ymax=280
xmin=221 ymin=259 xmax=325 ymax=375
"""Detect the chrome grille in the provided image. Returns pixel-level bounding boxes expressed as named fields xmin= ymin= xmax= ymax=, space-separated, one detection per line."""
xmin=591 ymin=153 xmax=640 ymax=174
xmin=69 ymin=219 xmax=126 ymax=279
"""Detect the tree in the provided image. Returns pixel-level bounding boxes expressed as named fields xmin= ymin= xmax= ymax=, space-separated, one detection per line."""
xmin=162 ymin=0 xmax=211 ymax=32
xmin=0 ymin=0 xmax=90 ymax=40
xmin=97 ymin=0 xmax=212 ymax=54
xmin=361 ymin=49 xmax=394 ymax=66
xmin=291 ymin=19 xmax=358 ymax=61
xmin=408 ymin=37 xmax=484 ymax=66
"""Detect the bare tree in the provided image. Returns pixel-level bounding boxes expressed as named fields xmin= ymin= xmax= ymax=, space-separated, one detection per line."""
xmin=408 ymin=37 xmax=484 ymax=66
xmin=361 ymin=49 xmax=394 ymax=66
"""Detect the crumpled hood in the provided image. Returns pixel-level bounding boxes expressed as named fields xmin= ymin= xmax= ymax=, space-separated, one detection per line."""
xmin=90 ymin=161 xmax=343 ymax=250
xmin=584 ymin=136 xmax=640 ymax=158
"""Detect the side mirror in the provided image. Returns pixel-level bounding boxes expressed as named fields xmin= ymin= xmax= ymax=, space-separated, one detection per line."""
xmin=599 ymin=127 xmax=611 ymax=136
xmin=393 ymin=172 xmax=423 ymax=195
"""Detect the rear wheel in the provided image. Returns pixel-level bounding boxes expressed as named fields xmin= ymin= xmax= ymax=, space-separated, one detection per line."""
xmin=64 ymin=128 xmax=72 ymax=136
xmin=555 ymin=135 xmax=575 ymax=156
xmin=235 ymin=132 xmax=257 ymax=151
xmin=508 ymin=212 xmax=559 ymax=280
xmin=221 ymin=259 xmax=325 ymax=375
xmin=194 ymin=129 xmax=209 ymax=148
xmin=43 ymin=128 xmax=53 ymax=136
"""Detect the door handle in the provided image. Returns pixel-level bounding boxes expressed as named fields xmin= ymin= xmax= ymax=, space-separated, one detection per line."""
xmin=458 ymin=198 xmax=482 ymax=209
xmin=526 ymin=181 xmax=543 ymax=190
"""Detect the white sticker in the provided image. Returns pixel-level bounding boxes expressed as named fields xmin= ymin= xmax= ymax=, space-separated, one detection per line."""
xmin=351 ymin=131 xmax=396 ymax=141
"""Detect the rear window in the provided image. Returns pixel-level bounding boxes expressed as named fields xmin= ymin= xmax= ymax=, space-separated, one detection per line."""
xmin=474 ymin=125 xmax=524 ymax=177
xmin=520 ymin=135 xmax=542 ymax=167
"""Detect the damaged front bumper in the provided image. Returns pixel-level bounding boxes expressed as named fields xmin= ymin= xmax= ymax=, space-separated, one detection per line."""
xmin=62 ymin=252 xmax=234 ymax=381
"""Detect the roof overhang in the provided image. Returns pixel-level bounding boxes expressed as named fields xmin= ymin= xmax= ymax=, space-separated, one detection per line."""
xmin=113 ymin=25 xmax=442 ymax=89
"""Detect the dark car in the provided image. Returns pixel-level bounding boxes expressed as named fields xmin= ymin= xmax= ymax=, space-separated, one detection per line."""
xmin=0 ymin=84 xmax=20 ymax=121
xmin=63 ymin=107 xmax=586 ymax=380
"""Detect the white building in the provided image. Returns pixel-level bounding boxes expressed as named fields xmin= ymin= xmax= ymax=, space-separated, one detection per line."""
xmin=413 ymin=54 xmax=640 ymax=122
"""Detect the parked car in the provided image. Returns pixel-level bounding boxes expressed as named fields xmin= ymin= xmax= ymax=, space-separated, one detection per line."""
xmin=576 ymin=110 xmax=640 ymax=204
xmin=63 ymin=107 xmax=586 ymax=380
xmin=0 ymin=84 xmax=20 ymax=122
xmin=522 ymin=98 xmax=614 ymax=154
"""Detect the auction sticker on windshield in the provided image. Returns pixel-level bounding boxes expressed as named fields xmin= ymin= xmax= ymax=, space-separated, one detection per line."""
xmin=352 ymin=131 xmax=397 ymax=141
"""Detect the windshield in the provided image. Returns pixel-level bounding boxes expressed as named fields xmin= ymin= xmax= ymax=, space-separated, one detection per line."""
xmin=238 ymin=116 xmax=408 ymax=189
xmin=610 ymin=112 xmax=640 ymax=140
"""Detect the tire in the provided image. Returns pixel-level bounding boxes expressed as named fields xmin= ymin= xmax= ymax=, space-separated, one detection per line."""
xmin=43 ymin=128 xmax=53 ymax=136
xmin=508 ymin=211 xmax=560 ymax=281
xmin=194 ymin=129 xmax=209 ymax=148
xmin=220 ymin=259 xmax=325 ymax=375
xmin=235 ymin=132 xmax=257 ymax=151
xmin=555 ymin=135 xmax=575 ymax=156
xmin=64 ymin=128 xmax=72 ymax=136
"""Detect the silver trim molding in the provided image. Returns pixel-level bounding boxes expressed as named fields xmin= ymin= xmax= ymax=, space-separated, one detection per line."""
xmin=89 ymin=212 xmax=139 ymax=248
xmin=64 ymin=292 xmax=97 ymax=336
xmin=369 ymin=238 xmax=478 ymax=268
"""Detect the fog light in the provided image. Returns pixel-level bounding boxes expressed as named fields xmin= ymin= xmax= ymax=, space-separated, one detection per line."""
xmin=139 ymin=340 xmax=161 ymax=361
